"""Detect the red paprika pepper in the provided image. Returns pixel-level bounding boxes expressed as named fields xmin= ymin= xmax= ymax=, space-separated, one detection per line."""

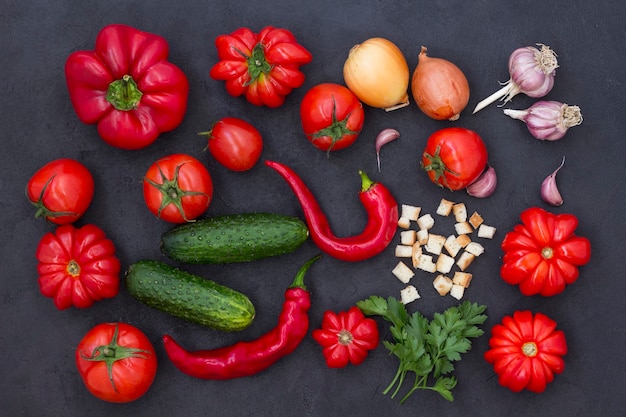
xmin=162 ymin=255 xmax=320 ymax=380
xmin=265 ymin=160 xmax=398 ymax=262
xmin=65 ymin=24 xmax=189 ymax=150
xmin=312 ymin=306 xmax=379 ymax=368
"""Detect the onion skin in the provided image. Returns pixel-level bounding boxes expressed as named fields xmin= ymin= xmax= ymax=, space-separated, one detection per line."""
xmin=343 ymin=38 xmax=410 ymax=111
xmin=411 ymin=46 xmax=470 ymax=121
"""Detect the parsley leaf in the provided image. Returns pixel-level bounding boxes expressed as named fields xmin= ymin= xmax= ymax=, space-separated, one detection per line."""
xmin=357 ymin=296 xmax=488 ymax=404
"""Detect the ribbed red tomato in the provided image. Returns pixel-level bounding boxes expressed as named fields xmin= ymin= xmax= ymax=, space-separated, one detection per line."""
xmin=36 ymin=224 xmax=120 ymax=309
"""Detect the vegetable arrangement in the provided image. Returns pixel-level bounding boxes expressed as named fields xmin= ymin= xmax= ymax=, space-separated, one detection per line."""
xmin=26 ymin=21 xmax=592 ymax=406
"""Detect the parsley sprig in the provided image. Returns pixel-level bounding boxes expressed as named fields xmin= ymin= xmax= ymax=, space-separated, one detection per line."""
xmin=356 ymin=296 xmax=487 ymax=403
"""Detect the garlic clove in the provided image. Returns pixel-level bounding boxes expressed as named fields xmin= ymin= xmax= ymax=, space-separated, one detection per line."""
xmin=466 ymin=166 xmax=497 ymax=198
xmin=541 ymin=156 xmax=566 ymax=206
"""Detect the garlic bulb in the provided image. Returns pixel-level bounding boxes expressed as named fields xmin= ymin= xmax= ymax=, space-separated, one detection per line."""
xmin=504 ymin=101 xmax=582 ymax=141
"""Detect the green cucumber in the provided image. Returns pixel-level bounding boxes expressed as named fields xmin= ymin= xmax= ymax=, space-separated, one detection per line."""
xmin=160 ymin=212 xmax=309 ymax=264
xmin=125 ymin=260 xmax=255 ymax=331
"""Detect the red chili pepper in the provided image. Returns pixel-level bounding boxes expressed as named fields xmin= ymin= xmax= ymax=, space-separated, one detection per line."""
xmin=162 ymin=255 xmax=320 ymax=380
xmin=265 ymin=160 xmax=398 ymax=262
xmin=312 ymin=306 xmax=380 ymax=368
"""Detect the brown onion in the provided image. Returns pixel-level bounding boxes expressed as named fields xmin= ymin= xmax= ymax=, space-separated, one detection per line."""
xmin=343 ymin=38 xmax=410 ymax=111
xmin=411 ymin=46 xmax=470 ymax=121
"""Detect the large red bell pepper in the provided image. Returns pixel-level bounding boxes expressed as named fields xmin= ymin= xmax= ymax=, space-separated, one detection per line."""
xmin=65 ymin=24 xmax=189 ymax=150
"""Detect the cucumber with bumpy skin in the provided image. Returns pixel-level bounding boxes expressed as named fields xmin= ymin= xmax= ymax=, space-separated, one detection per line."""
xmin=125 ymin=260 xmax=255 ymax=331
xmin=160 ymin=212 xmax=309 ymax=264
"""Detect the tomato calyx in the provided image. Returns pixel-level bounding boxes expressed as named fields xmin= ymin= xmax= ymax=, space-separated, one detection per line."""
xmin=421 ymin=145 xmax=460 ymax=190
xmin=106 ymin=74 xmax=143 ymax=111
xmin=310 ymin=97 xmax=359 ymax=154
xmin=29 ymin=175 xmax=80 ymax=220
xmin=144 ymin=162 xmax=208 ymax=222
xmin=80 ymin=324 xmax=153 ymax=393
xmin=337 ymin=329 xmax=354 ymax=346
xmin=237 ymin=44 xmax=273 ymax=85
xmin=541 ymin=247 xmax=554 ymax=259
xmin=522 ymin=341 xmax=538 ymax=357
xmin=66 ymin=259 xmax=81 ymax=277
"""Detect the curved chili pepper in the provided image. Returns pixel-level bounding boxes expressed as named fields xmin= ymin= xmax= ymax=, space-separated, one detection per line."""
xmin=265 ymin=160 xmax=398 ymax=262
xmin=162 ymin=254 xmax=320 ymax=380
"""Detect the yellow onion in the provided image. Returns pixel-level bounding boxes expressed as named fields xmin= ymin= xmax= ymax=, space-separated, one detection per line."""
xmin=343 ymin=38 xmax=410 ymax=111
xmin=411 ymin=46 xmax=470 ymax=121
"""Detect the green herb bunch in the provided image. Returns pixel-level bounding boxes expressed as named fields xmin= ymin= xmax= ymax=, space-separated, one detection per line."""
xmin=356 ymin=296 xmax=487 ymax=403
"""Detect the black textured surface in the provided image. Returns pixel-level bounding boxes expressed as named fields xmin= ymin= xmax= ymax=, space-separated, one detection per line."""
xmin=2 ymin=1 xmax=625 ymax=416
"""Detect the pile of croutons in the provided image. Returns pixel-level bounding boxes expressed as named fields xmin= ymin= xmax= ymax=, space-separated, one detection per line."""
xmin=392 ymin=198 xmax=497 ymax=304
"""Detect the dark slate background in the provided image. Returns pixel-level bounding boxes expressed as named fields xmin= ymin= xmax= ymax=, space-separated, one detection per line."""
xmin=2 ymin=1 xmax=624 ymax=416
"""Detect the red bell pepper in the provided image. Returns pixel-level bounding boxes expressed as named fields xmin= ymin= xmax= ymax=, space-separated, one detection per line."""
xmin=312 ymin=306 xmax=379 ymax=368
xmin=209 ymin=26 xmax=312 ymax=108
xmin=500 ymin=207 xmax=591 ymax=296
xmin=65 ymin=24 xmax=189 ymax=150
xmin=484 ymin=310 xmax=568 ymax=393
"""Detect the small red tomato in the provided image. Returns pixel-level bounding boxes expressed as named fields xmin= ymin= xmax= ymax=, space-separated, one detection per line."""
xmin=36 ymin=224 xmax=120 ymax=309
xmin=484 ymin=310 xmax=568 ymax=393
xmin=200 ymin=117 xmax=263 ymax=171
xmin=421 ymin=127 xmax=488 ymax=190
xmin=26 ymin=158 xmax=95 ymax=225
xmin=300 ymin=83 xmax=365 ymax=152
xmin=76 ymin=322 xmax=157 ymax=403
xmin=143 ymin=153 xmax=213 ymax=223
xmin=312 ymin=306 xmax=379 ymax=368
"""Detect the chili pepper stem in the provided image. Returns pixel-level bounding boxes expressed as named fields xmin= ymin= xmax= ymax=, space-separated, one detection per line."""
xmin=358 ymin=170 xmax=375 ymax=192
xmin=289 ymin=254 xmax=322 ymax=290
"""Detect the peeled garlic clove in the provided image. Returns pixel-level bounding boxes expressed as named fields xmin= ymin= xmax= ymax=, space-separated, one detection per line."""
xmin=466 ymin=165 xmax=497 ymax=198
xmin=541 ymin=156 xmax=566 ymax=206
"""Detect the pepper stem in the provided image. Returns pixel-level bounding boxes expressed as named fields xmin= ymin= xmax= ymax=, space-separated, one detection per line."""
xmin=358 ymin=170 xmax=375 ymax=192
xmin=106 ymin=74 xmax=143 ymax=111
xmin=289 ymin=254 xmax=322 ymax=290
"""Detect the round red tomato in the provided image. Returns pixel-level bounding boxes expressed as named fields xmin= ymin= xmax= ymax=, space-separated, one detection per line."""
xmin=143 ymin=153 xmax=213 ymax=223
xmin=26 ymin=158 xmax=95 ymax=225
xmin=421 ymin=127 xmax=488 ymax=190
xmin=76 ymin=322 xmax=157 ymax=403
xmin=201 ymin=117 xmax=263 ymax=171
xmin=36 ymin=224 xmax=120 ymax=309
xmin=300 ymin=83 xmax=365 ymax=152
